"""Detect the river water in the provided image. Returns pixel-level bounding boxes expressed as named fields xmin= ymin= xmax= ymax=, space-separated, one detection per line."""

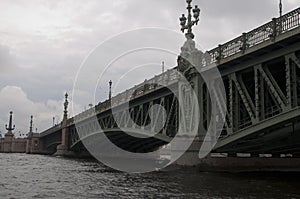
xmin=0 ymin=153 xmax=299 ymax=198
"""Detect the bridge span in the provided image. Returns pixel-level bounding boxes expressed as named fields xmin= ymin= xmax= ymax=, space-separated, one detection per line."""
xmin=37 ymin=7 xmax=300 ymax=168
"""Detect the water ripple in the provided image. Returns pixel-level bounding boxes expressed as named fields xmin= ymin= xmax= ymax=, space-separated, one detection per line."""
xmin=0 ymin=153 xmax=299 ymax=198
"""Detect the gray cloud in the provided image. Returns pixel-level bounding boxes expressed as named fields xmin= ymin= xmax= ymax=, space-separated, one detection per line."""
xmin=0 ymin=44 xmax=17 ymax=73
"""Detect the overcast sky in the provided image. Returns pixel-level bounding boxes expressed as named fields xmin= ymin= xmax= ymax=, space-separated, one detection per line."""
xmin=0 ymin=0 xmax=300 ymax=135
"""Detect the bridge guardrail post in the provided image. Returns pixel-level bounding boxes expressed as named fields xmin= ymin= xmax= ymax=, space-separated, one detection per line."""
xmin=240 ymin=33 xmax=248 ymax=54
xmin=217 ymin=44 xmax=222 ymax=63
xmin=271 ymin=18 xmax=278 ymax=41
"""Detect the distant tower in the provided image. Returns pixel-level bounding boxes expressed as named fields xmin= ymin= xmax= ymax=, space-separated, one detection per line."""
xmin=162 ymin=61 xmax=165 ymax=73
xmin=109 ymin=80 xmax=112 ymax=100
xmin=64 ymin=93 xmax=69 ymax=119
xmin=29 ymin=115 xmax=33 ymax=133
xmin=5 ymin=111 xmax=15 ymax=136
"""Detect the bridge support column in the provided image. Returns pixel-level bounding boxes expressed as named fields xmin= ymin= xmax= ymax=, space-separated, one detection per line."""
xmin=26 ymin=133 xmax=40 ymax=154
xmin=172 ymin=138 xmax=205 ymax=166
xmin=55 ymin=118 xmax=68 ymax=156
xmin=55 ymin=121 xmax=75 ymax=157
xmin=55 ymin=145 xmax=74 ymax=157
xmin=174 ymin=36 xmax=214 ymax=166
xmin=54 ymin=93 xmax=75 ymax=157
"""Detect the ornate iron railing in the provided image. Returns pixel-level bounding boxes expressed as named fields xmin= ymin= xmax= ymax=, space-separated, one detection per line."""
xmin=72 ymin=7 xmax=300 ymax=124
xmin=40 ymin=123 xmax=62 ymax=137
xmin=73 ymin=68 xmax=180 ymax=122
xmin=207 ymin=7 xmax=300 ymax=64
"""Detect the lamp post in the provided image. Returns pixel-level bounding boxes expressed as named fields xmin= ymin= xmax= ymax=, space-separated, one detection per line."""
xmin=179 ymin=0 xmax=201 ymax=39
xmin=109 ymin=80 xmax=112 ymax=100
xmin=64 ymin=93 xmax=69 ymax=119
xmin=30 ymin=115 xmax=33 ymax=133
xmin=5 ymin=111 xmax=15 ymax=134
xmin=279 ymin=0 xmax=282 ymax=18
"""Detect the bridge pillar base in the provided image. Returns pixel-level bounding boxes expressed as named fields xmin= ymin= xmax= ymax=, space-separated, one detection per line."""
xmin=172 ymin=139 xmax=203 ymax=166
xmin=197 ymin=157 xmax=300 ymax=172
xmin=54 ymin=144 xmax=75 ymax=157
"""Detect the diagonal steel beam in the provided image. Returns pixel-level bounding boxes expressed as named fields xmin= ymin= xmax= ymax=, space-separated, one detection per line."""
xmin=165 ymin=96 xmax=176 ymax=134
xmin=237 ymin=75 xmax=256 ymax=114
xmin=288 ymin=53 xmax=300 ymax=68
xmin=264 ymin=66 xmax=287 ymax=105
xmin=211 ymin=82 xmax=230 ymax=133
xmin=254 ymin=66 xmax=260 ymax=120
xmin=257 ymin=65 xmax=287 ymax=111
xmin=231 ymin=73 xmax=256 ymax=123
xmin=285 ymin=53 xmax=299 ymax=108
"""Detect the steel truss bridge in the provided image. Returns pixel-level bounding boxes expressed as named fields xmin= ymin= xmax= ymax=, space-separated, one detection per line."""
xmin=39 ymin=8 xmax=300 ymax=158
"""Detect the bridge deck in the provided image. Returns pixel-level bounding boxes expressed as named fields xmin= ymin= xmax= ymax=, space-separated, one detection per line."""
xmin=40 ymin=8 xmax=300 ymax=158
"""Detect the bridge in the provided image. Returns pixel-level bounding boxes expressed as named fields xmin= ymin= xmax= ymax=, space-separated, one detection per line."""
xmin=37 ymin=7 xmax=300 ymax=167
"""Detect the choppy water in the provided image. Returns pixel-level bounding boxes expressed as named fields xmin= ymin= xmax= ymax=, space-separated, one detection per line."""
xmin=0 ymin=153 xmax=299 ymax=198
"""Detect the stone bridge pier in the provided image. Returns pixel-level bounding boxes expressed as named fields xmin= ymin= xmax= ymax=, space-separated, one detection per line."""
xmin=55 ymin=93 xmax=75 ymax=157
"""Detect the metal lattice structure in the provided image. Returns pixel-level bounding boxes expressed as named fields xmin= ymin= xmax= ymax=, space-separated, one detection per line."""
xmin=40 ymin=7 xmax=300 ymax=156
xmin=69 ymin=88 xmax=179 ymax=152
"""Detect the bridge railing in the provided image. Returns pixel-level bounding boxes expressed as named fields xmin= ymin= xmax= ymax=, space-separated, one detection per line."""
xmin=71 ymin=7 xmax=300 ymax=124
xmin=73 ymin=68 xmax=180 ymax=123
xmin=40 ymin=123 xmax=62 ymax=137
xmin=207 ymin=7 xmax=300 ymax=64
xmin=103 ymin=68 xmax=179 ymax=108
xmin=281 ymin=8 xmax=300 ymax=33
xmin=115 ymin=68 xmax=179 ymax=102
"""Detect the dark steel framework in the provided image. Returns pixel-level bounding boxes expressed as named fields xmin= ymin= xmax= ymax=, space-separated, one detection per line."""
xmin=40 ymin=7 xmax=300 ymax=156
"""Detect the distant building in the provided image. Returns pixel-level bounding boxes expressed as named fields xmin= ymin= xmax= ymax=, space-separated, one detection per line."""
xmin=0 ymin=112 xmax=40 ymax=154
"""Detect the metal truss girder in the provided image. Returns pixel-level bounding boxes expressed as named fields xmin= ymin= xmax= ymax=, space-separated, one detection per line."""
xmin=285 ymin=56 xmax=292 ymax=108
xmin=210 ymin=81 xmax=230 ymax=134
xmin=215 ymin=108 xmax=300 ymax=150
xmin=132 ymin=105 xmax=142 ymax=129
xmin=264 ymin=66 xmax=288 ymax=105
xmin=228 ymin=78 xmax=234 ymax=131
xmin=288 ymin=53 xmax=300 ymax=68
xmin=285 ymin=53 xmax=299 ymax=108
xmin=99 ymin=118 xmax=106 ymax=129
xmin=230 ymin=73 xmax=256 ymax=123
xmin=151 ymin=97 xmax=165 ymax=133
xmin=127 ymin=108 xmax=134 ymax=128
xmin=254 ymin=67 xmax=260 ymax=120
xmin=257 ymin=65 xmax=287 ymax=111
xmin=221 ymin=41 xmax=300 ymax=77
xmin=142 ymin=103 xmax=150 ymax=127
xmin=237 ymin=75 xmax=256 ymax=115
xmin=165 ymin=96 xmax=177 ymax=134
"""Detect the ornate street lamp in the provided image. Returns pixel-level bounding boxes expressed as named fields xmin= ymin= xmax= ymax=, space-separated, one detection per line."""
xmin=179 ymin=0 xmax=201 ymax=39
xmin=109 ymin=80 xmax=112 ymax=100
xmin=30 ymin=115 xmax=33 ymax=133
xmin=5 ymin=111 xmax=15 ymax=132
xmin=279 ymin=0 xmax=283 ymax=17
xmin=64 ymin=93 xmax=69 ymax=118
